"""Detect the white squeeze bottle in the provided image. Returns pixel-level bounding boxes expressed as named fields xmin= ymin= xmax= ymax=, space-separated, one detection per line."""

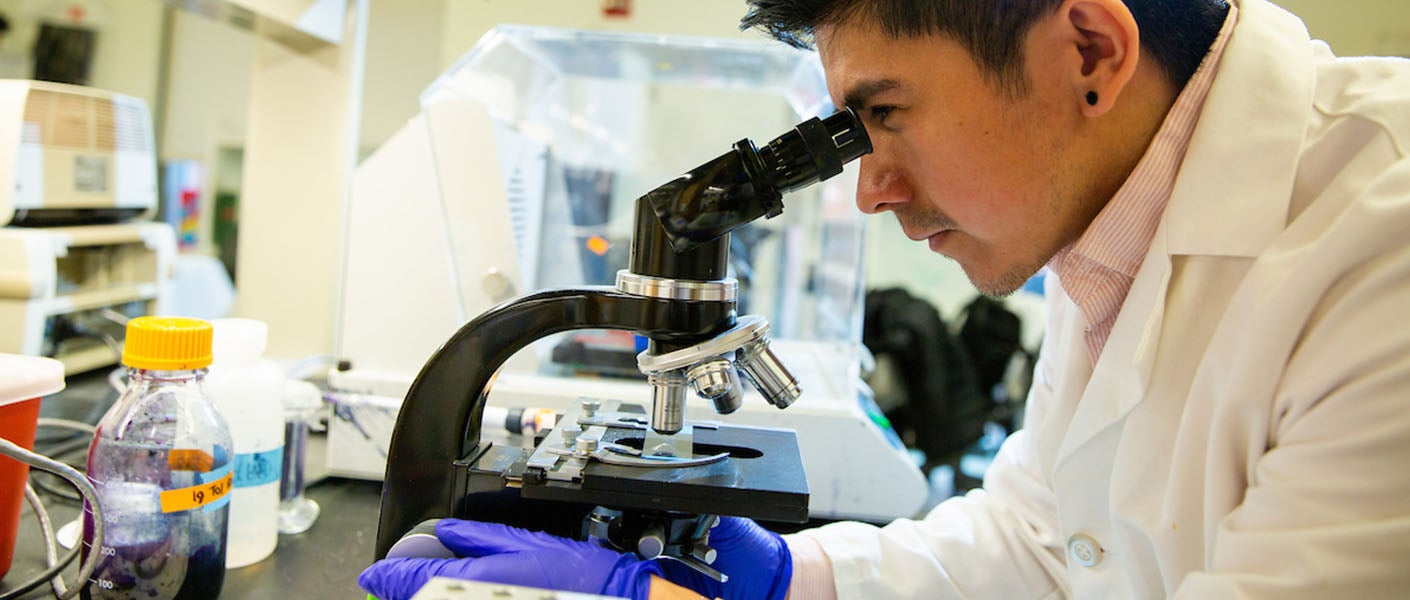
xmin=206 ymin=318 xmax=285 ymax=567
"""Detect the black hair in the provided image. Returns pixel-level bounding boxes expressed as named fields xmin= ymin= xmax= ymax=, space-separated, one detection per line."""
xmin=741 ymin=0 xmax=1229 ymax=95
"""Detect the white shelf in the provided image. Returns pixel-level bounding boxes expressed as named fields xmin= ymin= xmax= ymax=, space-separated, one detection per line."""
xmin=58 ymin=342 xmax=120 ymax=376
xmin=47 ymin=284 xmax=158 ymax=314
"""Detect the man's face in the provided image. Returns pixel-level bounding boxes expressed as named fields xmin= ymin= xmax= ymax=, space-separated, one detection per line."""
xmin=818 ymin=20 xmax=1103 ymax=296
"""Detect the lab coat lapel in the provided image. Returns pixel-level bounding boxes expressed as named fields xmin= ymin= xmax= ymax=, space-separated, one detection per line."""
xmin=1054 ymin=227 xmax=1170 ymax=468
xmin=1166 ymin=0 xmax=1310 ymax=257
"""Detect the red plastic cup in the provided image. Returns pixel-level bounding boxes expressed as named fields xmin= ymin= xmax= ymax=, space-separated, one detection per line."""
xmin=0 ymin=354 xmax=65 ymax=581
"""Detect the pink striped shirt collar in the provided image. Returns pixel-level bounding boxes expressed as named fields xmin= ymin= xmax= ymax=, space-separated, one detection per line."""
xmin=1049 ymin=4 xmax=1238 ymax=364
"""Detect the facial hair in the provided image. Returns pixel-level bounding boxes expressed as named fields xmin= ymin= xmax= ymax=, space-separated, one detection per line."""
xmin=895 ymin=199 xmax=1054 ymax=298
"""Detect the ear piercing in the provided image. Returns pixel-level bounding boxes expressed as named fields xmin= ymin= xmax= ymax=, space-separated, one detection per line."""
xmin=1085 ymin=91 xmax=1099 ymax=106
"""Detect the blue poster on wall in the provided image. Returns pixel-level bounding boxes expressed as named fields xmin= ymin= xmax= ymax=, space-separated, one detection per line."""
xmin=162 ymin=160 xmax=204 ymax=249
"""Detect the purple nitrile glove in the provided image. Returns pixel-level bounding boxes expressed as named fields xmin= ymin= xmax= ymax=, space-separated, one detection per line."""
xmin=357 ymin=519 xmax=662 ymax=600
xmin=658 ymin=517 xmax=792 ymax=600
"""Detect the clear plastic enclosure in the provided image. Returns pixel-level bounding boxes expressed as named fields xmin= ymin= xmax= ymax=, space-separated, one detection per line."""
xmin=424 ymin=25 xmax=866 ymax=359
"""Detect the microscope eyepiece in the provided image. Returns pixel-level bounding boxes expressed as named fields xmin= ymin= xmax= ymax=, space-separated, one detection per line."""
xmin=758 ymin=108 xmax=872 ymax=195
xmin=639 ymin=108 xmax=872 ymax=254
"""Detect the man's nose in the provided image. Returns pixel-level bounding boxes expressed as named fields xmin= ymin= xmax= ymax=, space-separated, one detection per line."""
xmin=855 ymin=154 xmax=910 ymax=215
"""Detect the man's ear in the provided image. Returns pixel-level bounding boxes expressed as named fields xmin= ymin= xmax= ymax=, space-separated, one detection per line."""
xmin=1057 ymin=0 xmax=1140 ymax=116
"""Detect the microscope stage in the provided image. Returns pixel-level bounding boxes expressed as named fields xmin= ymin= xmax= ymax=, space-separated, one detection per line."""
xmin=451 ymin=411 xmax=810 ymax=526
xmin=533 ymin=423 xmax=808 ymax=521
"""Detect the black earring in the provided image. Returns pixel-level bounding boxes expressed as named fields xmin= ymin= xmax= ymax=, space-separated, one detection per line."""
xmin=1085 ymin=91 xmax=1099 ymax=106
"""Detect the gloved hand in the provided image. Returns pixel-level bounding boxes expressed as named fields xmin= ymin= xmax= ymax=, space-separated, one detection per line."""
xmin=660 ymin=517 xmax=792 ymax=600
xmin=357 ymin=519 xmax=662 ymax=600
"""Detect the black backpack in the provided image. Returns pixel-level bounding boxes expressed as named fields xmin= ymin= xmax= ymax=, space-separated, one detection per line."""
xmin=863 ymin=289 xmax=1032 ymax=468
xmin=863 ymin=288 xmax=986 ymax=467
xmin=958 ymin=295 xmax=1031 ymax=432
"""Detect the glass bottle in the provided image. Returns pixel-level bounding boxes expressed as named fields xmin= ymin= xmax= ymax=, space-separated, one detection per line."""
xmin=82 ymin=316 xmax=233 ymax=600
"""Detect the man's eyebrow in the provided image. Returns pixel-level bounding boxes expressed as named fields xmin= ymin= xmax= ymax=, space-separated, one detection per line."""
xmin=843 ymin=79 xmax=902 ymax=110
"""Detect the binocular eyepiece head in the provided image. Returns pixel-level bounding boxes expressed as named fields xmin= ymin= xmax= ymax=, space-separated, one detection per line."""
xmin=643 ymin=108 xmax=872 ymax=253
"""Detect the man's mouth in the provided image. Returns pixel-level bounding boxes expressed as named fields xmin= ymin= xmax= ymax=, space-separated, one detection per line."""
xmin=904 ymin=227 xmax=941 ymax=242
xmin=927 ymin=230 xmax=954 ymax=252
xmin=903 ymin=227 xmax=954 ymax=243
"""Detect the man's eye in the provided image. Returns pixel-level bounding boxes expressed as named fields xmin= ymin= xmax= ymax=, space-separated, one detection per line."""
xmin=869 ymin=105 xmax=896 ymax=123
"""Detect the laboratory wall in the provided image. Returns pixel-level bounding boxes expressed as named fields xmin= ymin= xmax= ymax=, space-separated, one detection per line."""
xmin=161 ymin=11 xmax=256 ymax=258
xmin=1278 ymin=0 xmax=1410 ymax=56
xmin=438 ymin=0 xmax=756 ymax=71
xmin=358 ymin=0 xmax=445 ymax=157
xmin=80 ymin=4 xmax=163 ymax=111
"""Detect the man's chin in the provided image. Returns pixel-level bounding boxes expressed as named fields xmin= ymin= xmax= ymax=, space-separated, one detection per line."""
xmin=970 ymin=279 xmax=1024 ymax=299
xmin=960 ymin=263 xmax=1036 ymax=298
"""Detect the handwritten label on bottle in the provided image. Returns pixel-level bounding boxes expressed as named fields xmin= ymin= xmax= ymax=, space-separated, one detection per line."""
xmin=233 ymin=447 xmax=284 ymax=488
xmin=159 ymin=464 xmax=233 ymax=513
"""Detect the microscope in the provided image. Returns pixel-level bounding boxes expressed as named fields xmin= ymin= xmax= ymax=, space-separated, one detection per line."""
xmin=375 ymin=109 xmax=870 ymax=579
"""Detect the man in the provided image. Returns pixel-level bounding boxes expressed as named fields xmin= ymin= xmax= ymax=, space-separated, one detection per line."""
xmin=360 ymin=0 xmax=1410 ymax=597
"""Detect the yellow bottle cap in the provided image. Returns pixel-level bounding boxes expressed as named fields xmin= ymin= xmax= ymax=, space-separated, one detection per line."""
xmin=122 ymin=316 xmax=214 ymax=370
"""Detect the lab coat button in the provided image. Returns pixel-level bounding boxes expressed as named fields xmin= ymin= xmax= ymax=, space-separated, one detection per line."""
xmin=1068 ymin=533 xmax=1104 ymax=568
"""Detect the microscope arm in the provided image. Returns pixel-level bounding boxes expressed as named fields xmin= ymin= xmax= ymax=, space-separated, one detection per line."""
xmin=375 ymin=286 xmax=735 ymax=558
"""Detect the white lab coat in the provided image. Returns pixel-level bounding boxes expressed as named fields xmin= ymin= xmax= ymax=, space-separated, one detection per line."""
xmin=791 ymin=0 xmax=1410 ymax=597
